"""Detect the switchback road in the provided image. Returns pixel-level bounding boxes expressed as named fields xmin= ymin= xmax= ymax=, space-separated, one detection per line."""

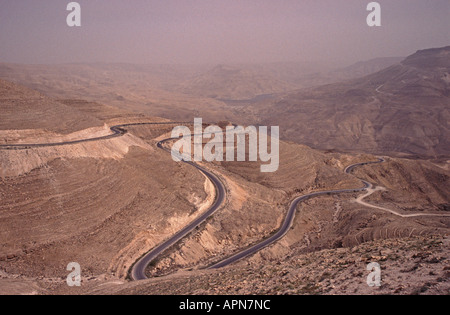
xmin=130 ymin=136 xmax=226 ymax=280
xmin=0 ymin=121 xmax=227 ymax=281
xmin=208 ymin=158 xmax=385 ymax=269
xmin=0 ymin=126 xmax=387 ymax=278
xmin=0 ymin=122 xmax=189 ymax=150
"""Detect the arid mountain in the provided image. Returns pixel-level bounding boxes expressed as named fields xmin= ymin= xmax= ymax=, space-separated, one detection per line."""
xmin=248 ymin=46 xmax=450 ymax=157
xmin=284 ymin=57 xmax=404 ymax=88
xmin=85 ymin=236 xmax=450 ymax=295
xmin=0 ymin=63 xmax=237 ymax=123
xmin=0 ymin=79 xmax=104 ymax=135
xmin=0 ymin=81 xmax=212 ymax=284
xmin=179 ymin=65 xmax=297 ymax=100
xmin=0 ymin=57 xmax=406 ymax=125
xmin=326 ymin=57 xmax=405 ymax=83
xmin=0 ymin=79 xmax=449 ymax=295
xmin=171 ymin=59 xmax=403 ymax=101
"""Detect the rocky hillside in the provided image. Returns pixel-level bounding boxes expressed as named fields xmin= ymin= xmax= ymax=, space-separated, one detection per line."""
xmin=179 ymin=65 xmax=296 ymax=100
xmin=120 ymin=236 xmax=450 ymax=295
xmin=46 ymin=236 xmax=449 ymax=295
xmin=0 ymin=79 xmax=104 ymax=134
xmin=250 ymin=46 xmax=450 ymax=157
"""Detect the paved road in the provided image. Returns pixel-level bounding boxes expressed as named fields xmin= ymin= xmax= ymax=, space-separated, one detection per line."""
xmin=131 ymin=136 xmax=226 ymax=280
xmin=0 ymin=125 xmax=388 ymax=277
xmin=208 ymin=158 xmax=385 ymax=269
xmin=0 ymin=121 xmax=227 ymax=281
xmin=0 ymin=122 xmax=190 ymax=150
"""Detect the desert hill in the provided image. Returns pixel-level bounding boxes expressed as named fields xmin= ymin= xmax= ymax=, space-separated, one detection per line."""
xmin=0 ymin=63 xmax=236 ymax=123
xmin=86 ymin=236 xmax=450 ymax=295
xmin=0 ymin=81 xmax=214 ymax=284
xmin=328 ymin=57 xmax=405 ymax=83
xmin=0 ymin=58 xmax=409 ymax=125
xmin=179 ymin=64 xmax=296 ymax=100
xmin=0 ymin=48 xmax=449 ymax=295
xmin=247 ymin=46 xmax=450 ymax=157
xmin=0 ymin=79 xmax=104 ymax=135
xmin=0 ymin=87 xmax=448 ymax=294
xmin=287 ymin=57 xmax=404 ymax=88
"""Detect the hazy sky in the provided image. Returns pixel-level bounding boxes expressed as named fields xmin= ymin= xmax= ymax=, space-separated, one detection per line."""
xmin=0 ymin=0 xmax=448 ymax=66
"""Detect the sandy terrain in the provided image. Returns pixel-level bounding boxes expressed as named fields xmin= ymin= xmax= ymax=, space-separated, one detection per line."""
xmin=0 ymin=69 xmax=448 ymax=295
xmin=53 ymin=236 xmax=450 ymax=295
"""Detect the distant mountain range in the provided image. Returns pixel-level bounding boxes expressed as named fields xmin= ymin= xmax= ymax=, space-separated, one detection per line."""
xmin=178 ymin=58 xmax=405 ymax=100
xmin=251 ymin=46 xmax=450 ymax=157
xmin=0 ymin=47 xmax=448 ymax=157
xmin=179 ymin=64 xmax=296 ymax=100
xmin=0 ymin=78 xmax=104 ymax=134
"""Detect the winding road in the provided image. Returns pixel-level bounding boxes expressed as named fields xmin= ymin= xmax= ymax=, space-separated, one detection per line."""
xmin=131 ymin=136 xmax=226 ymax=280
xmin=4 ymin=122 xmax=442 ymax=281
xmin=356 ymin=186 xmax=450 ymax=218
xmin=131 ymin=139 xmax=386 ymax=276
xmin=0 ymin=123 xmax=388 ymax=280
xmin=0 ymin=122 xmax=188 ymax=150
xmin=208 ymin=158 xmax=385 ymax=269
xmin=0 ymin=121 xmax=227 ymax=281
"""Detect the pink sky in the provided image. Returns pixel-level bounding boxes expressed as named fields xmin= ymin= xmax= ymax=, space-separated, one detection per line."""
xmin=0 ymin=0 xmax=448 ymax=66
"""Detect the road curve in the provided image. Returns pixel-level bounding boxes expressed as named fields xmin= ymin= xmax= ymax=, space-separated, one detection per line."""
xmin=208 ymin=158 xmax=385 ymax=269
xmin=0 ymin=122 xmax=190 ymax=150
xmin=0 ymin=121 xmax=227 ymax=281
xmin=0 ymin=126 xmax=386 ymax=277
xmin=130 ymin=136 xmax=226 ymax=281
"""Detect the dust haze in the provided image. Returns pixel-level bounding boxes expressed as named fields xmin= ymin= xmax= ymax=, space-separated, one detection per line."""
xmin=0 ymin=0 xmax=449 ymax=66
xmin=0 ymin=0 xmax=449 ymax=297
